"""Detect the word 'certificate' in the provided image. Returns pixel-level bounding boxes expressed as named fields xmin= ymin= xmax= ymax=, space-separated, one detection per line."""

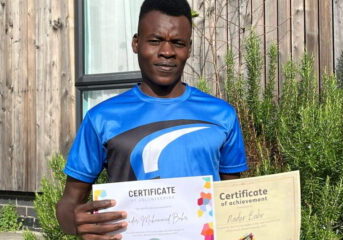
xmin=214 ymin=171 xmax=301 ymax=240
xmin=93 ymin=176 xmax=215 ymax=240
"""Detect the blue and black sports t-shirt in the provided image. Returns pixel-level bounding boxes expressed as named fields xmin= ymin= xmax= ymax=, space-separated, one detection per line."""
xmin=64 ymin=84 xmax=248 ymax=183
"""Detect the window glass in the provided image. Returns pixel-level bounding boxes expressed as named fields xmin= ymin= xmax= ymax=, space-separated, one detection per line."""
xmin=84 ymin=0 xmax=143 ymax=74
xmin=82 ymin=88 xmax=129 ymax=117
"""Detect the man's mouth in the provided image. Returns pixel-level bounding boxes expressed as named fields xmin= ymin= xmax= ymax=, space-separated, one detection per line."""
xmin=154 ymin=63 xmax=177 ymax=72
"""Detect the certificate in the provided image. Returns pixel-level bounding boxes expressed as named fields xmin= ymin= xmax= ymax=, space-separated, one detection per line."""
xmin=214 ymin=171 xmax=301 ymax=240
xmin=93 ymin=176 xmax=215 ymax=240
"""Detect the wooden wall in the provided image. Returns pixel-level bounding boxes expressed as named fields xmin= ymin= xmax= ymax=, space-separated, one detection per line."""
xmin=1 ymin=0 xmax=343 ymax=192
xmin=0 ymin=0 xmax=75 ymax=192
xmin=184 ymin=0 xmax=343 ymax=97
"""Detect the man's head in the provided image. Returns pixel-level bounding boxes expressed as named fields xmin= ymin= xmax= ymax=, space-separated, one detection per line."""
xmin=138 ymin=0 xmax=192 ymax=32
xmin=132 ymin=0 xmax=192 ymax=95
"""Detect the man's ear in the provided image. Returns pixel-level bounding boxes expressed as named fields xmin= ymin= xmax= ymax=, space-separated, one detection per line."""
xmin=132 ymin=33 xmax=138 ymax=54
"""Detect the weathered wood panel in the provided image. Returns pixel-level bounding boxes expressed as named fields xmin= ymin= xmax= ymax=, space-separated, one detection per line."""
xmin=319 ymin=0 xmax=333 ymax=80
xmin=45 ymin=0 xmax=62 ymax=187
xmin=278 ymin=0 xmax=291 ymax=91
xmin=3 ymin=0 xmax=16 ymax=191
xmin=13 ymin=0 xmax=27 ymax=190
xmin=203 ymin=0 xmax=217 ymax=94
xmin=0 ymin=1 xmax=4 ymax=185
xmin=0 ymin=0 xmax=75 ymax=192
xmin=60 ymin=0 xmax=76 ymax=157
xmin=239 ymin=0 xmax=252 ymax=71
xmin=0 ymin=0 xmax=10 ymax=190
xmin=26 ymin=0 xmax=37 ymax=191
xmin=1 ymin=0 xmax=342 ymax=193
xmin=188 ymin=0 xmax=339 ymax=97
xmin=292 ymin=0 xmax=305 ymax=62
xmin=215 ymin=0 xmax=228 ymax=98
xmin=25 ymin=0 xmax=37 ymax=189
xmin=187 ymin=0 xmax=206 ymax=85
xmin=252 ymin=0 xmax=265 ymax=92
xmin=305 ymin=0 xmax=320 ymax=82
xmin=183 ymin=0 xmax=195 ymax=84
xmin=35 ymin=0 xmax=51 ymax=189
xmin=227 ymin=0 xmax=240 ymax=74
xmin=334 ymin=0 xmax=343 ymax=68
xmin=264 ymin=0 xmax=278 ymax=97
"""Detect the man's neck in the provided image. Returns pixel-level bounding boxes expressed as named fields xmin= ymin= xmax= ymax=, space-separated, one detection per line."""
xmin=139 ymin=81 xmax=186 ymax=98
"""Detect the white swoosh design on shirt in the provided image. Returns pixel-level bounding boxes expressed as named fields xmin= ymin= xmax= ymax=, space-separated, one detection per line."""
xmin=142 ymin=126 xmax=209 ymax=173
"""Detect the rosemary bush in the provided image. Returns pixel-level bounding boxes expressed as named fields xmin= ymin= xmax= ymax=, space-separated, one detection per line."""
xmin=224 ymin=32 xmax=343 ymax=239
xmin=279 ymin=57 xmax=343 ymax=239
xmin=336 ymin=50 xmax=343 ymax=88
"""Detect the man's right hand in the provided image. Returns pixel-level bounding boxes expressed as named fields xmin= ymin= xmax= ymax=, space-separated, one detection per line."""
xmin=56 ymin=177 xmax=128 ymax=240
xmin=74 ymin=200 xmax=128 ymax=240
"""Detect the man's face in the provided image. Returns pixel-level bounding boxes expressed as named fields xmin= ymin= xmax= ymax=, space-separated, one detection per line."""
xmin=132 ymin=11 xmax=192 ymax=87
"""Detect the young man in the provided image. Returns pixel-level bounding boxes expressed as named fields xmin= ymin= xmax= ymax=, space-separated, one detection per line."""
xmin=57 ymin=0 xmax=248 ymax=239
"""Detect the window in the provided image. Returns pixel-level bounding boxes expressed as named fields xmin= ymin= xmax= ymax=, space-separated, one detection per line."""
xmin=76 ymin=0 xmax=144 ymax=124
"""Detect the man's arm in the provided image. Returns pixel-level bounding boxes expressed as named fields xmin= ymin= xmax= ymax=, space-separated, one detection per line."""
xmin=56 ymin=176 xmax=127 ymax=240
xmin=220 ymin=172 xmax=241 ymax=180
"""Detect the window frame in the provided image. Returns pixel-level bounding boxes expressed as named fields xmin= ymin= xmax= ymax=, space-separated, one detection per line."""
xmin=75 ymin=0 xmax=142 ymax=125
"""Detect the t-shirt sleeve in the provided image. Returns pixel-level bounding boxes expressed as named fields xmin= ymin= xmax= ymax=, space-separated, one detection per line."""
xmin=64 ymin=112 xmax=106 ymax=183
xmin=219 ymin=110 xmax=248 ymax=174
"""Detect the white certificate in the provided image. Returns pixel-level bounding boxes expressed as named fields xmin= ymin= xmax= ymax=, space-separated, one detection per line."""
xmin=93 ymin=176 xmax=215 ymax=240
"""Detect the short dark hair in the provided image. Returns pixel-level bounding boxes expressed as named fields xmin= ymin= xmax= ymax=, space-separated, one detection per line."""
xmin=139 ymin=0 xmax=192 ymax=26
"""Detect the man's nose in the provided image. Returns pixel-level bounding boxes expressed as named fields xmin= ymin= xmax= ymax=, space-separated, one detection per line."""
xmin=158 ymin=41 xmax=176 ymax=58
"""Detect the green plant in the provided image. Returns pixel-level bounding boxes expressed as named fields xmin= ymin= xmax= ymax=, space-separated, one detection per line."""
xmin=278 ymin=65 xmax=343 ymax=239
xmin=224 ymin=31 xmax=343 ymax=239
xmin=191 ymin=9 xmax=199 ymax=18
xmin=300 ymin=178 xmax=343 ymax=240
xmin=196 ymin=76 xmax=211 ymax=93
xmin=244 ymin=31 xmax=262 ymax=121
xmin=0 ymin=204 xmax=22 ymax=232
xmin=225 ymin=34 xmax=279 ymax=172
xmin=225 ymin=48 xmax=246 ymax=104
xmin=34 ymin=154 xmax=108 ymax=239
xmin=336 ymin=50 xmax=343 ymax=88
xmin=259 ymin=44 xmax=278 ymax=142
xmin=23 ymin=229 xmax=38 ymax=240
xmin=34 ymin=154 xmax=77 ymax=240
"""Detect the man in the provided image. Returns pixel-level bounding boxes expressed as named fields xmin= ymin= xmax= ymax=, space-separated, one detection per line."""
xmin=57 ymin=0 xmax=248 ymax=239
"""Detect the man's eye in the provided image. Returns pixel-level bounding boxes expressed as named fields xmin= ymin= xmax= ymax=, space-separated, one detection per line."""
xmin=148 ymin=39 xmax=160 ymax=45
xmin=174 ymin=42 xmax=186 ymax=47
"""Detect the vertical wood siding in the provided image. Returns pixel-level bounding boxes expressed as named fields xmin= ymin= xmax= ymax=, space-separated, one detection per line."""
xmin=0 ymin=0 xmax=75 ymax=192
xmin=265 ymin=0 xmax=278 ymax=96
xmin=185 ymin=0 xmax=343 ymax=97
xmin=1 ymin=0 xmax=343 ymax=192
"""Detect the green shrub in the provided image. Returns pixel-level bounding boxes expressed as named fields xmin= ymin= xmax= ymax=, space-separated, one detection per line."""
xmin=336 ymin=50 xmax=343 ymax=88
xmin=278 ymin=64 xmax=343 ymax=239
xmin=23 ymin=229 xmax=38 ymax=240
xmin=34 ymin=154 xmax=77 ymax=240
xmin=244 ymin=31 xmax=262 ymax=121
xmin=225 ymin=31 xmax=343 ymax=239
xmin=225 ymin=35 xmax=280 ymax=174
xmin=34 ymin=154 xmax=108 ymax=239
xmin=0 ymin=204 xmax=22 ymax=232
xmin=196 ymin=76 xmax=211 ymax=94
